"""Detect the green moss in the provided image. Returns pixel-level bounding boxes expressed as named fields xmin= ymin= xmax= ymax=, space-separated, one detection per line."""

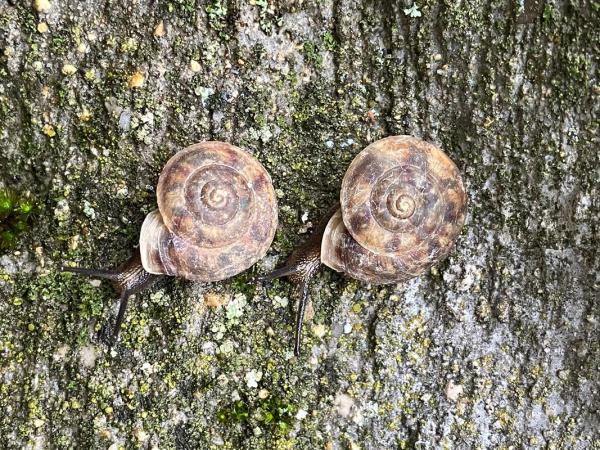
xmin=542 ymin=4 xmax=556 ymax=23
xmin=217 ymin=399 xmax=250 ymax=424
xmin=227 ymin=273 xmax=258 ymax=298
xmin=0 ymin=189 xmax=36 ymax=250
xmin=250 ymin=0 xmax=282 ymax=34
xmin=217 ymin=395 xmax=297 ymax=433
xmin=205 ymin=0 xmax=230 ymax=37
xmin=321 ymin=31 xmax=336 ymax=51
xmin=302 ymin=41 xmax=323 ymax=68
xmin=259 ymin=397 xmax=297 ymax=432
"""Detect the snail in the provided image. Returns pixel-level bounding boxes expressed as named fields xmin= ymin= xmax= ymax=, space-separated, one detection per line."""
xmin=63 ymin=141 xmax=278 ymax=341
xmin=260 ymin=135 xmax=467 ymax=355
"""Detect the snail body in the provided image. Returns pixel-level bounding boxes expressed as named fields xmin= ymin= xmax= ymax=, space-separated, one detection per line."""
xmin=261 ymin=135 xmax=467 ymax=355
xmin=64 ymin=141 xmax=277 ymax=341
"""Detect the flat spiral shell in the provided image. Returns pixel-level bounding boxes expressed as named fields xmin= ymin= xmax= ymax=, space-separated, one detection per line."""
xmin=322 ymin=135 xmax=466 ymax=283
xmin=140 ymin=141 xmax=277 ymax=282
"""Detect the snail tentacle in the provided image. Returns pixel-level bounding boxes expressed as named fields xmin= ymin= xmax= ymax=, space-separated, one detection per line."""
xmin=259 ymin=204 xmax=338 ymax=355
xmin=261 ymin=252 xmax=321 ymax=356
xmin=294 ymin=279 xmax=311 ymax=357
xmin=63 ymin=249 xmax=158 ymax=340
xmin=111 ymin=291 xmax=130 ymax=344
xmin=60 ymin=266 xmax=120 ymax=280
xmin=254 ymin=264 xmax=301 ymax=282
xmin=261 ymin=248 xmax=321 ymax=356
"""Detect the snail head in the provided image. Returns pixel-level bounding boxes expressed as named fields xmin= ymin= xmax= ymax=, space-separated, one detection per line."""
xmin=62 ymin=248 xmax=158 ymax=344
xmin=257 ymin=203 xmax=339 ymax=356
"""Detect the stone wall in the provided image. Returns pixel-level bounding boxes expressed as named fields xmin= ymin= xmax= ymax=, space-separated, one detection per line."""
xmin=0 ymin=0 xmax=598 ymax=448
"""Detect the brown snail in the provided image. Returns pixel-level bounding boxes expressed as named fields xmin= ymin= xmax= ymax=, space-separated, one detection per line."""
xmin=63 ymin=141 xmax=278 ymax=341
xmin=260 ymin=135 xmax=467 ymax=355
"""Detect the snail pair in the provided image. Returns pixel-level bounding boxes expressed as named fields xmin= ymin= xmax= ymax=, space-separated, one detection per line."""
xmin=64 ymin=136 xmax=467 ymax=355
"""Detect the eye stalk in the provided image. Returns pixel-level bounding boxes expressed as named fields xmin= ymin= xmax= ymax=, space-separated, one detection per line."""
xmin=256 ymin=204 xmax=339 ymax=356
xmin=62 ymin=248 xmax=158 ymax=343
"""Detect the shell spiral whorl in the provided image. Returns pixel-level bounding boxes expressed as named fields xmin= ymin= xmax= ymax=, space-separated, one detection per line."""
xmin=141 ymin=141 xmax=277 ymax=282
xmin=322 ymin=135 xmax=467 ymax=284
xmin=158 ymin=144 xmax=258 ymax=249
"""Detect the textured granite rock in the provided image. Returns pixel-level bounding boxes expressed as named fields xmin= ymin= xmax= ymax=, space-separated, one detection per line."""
xmin=0 ymin=0 xmax=598 ymax=448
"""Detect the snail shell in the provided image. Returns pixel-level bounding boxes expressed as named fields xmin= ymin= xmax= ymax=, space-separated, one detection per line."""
xmin=140 ymin=141 xmax=278 ymax=281
xmin=321 ymin=135 xmax=467 ymax=283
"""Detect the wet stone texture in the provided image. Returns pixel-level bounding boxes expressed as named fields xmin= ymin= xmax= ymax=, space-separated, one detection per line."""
xmin=0 ymin=0 xmax=598 ymax=449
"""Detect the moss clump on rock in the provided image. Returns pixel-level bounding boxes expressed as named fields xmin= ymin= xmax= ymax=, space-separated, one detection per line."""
xmin=0 ymin=189 xmax=35 ymax=250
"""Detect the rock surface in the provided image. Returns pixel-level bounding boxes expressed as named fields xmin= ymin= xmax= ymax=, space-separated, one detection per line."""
xmin=0 ymin=0 xmax=598 ymax=449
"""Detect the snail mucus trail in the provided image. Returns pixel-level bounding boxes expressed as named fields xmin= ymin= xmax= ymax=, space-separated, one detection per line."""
xmin=63 ymin=142 xmax=278 ymax=343
xmin=258 ymin=136 xmax=467 ymax=356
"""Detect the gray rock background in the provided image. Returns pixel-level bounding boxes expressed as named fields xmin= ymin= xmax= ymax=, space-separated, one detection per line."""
xmin=0 ymin=0 xmax=598 ymax=448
